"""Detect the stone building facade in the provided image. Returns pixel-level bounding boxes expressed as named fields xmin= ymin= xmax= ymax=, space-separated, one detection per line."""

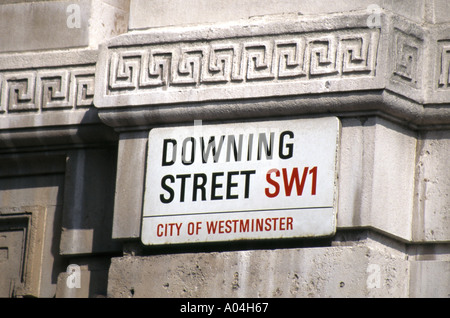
xmin=0 ymin=0 xmax=449 ymax=298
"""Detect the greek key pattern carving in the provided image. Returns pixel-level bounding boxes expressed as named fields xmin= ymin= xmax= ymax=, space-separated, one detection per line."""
xmin=391 ymin=29 xmax=422 ymax=88
xmin=106 ymin=29 xmax=380 ymax=95
xmin=0 ymin=68 xmax=95 ymax=114
xmin=438 ymin=41 xmax=450 ymax=89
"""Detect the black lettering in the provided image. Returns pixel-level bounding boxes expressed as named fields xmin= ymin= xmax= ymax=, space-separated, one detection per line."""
xmin=257 ymin=132 xmax=274 ymax=160
xmin=162 ymin=139 xmax=177 ymax=166
xmin=193 ymin=173 xmax=207 ymax=201
xmin=181 ymin=137 xmax=195 ymax=165
xmin=247 ymin=133 xmax=254 ymax=161
xmin=211 ymin=172 xmax=224 ymax=200
xmin=160 ymin=175 xmax=175 ymax=203
xmin=226 ymin=135 xmax=243 ymax=162
xmin=240 ymin=170 xmax=256 ymax=198
xmin=226 ymin=171 xmax=240 ymax=199
xmin=176 ymin=174 xmax=191 ymax=202
xmin=279 ymin=130 xmax=294 ymax=159
xmin=201 ymin=136 xmax=225 ymax=163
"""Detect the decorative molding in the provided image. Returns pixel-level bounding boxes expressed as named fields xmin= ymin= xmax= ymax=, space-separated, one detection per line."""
xmin=103 ymin=29 xmax=379 ymax=100
xmin=0 ymin=68 xmax=95 ymax=114
xmin=0 ymin=11 xmax=448 ymax=131
xmin=438 ymin=41 xmax=450 ymax=89
xmin=391 ymin=28 xmax=422 ymax=89
xmin=0 ymin=209 xmax=46 ymax=298
xmin=0 ymin=50 xmax=119 ymax=147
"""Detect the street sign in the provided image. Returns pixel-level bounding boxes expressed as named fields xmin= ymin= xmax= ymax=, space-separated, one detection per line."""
xmin=141 ymin=117 xmax=340 ymax=245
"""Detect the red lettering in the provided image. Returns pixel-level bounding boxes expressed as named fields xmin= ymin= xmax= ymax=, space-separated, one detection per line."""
xmin=309 ymin=166 xmax=317 ymax=195
xmin=256 ymin=218 xmax=264 ymax=232
xmin=282 ymin=167 xmax=308 ymax=196
xmin=218 ymin=220 xmax=225 ymax=234
xmin=271 ymin=217 xmax=278 ymax=230
xmin=195 ymin=221 xmax=202 ymax=235
xmin=204 ymin=217 xmax=294 ymax=236
xmin=225 ymin=220 xmax=232 ymax=233
xmin=157 ymin=224 xmax=164 ymax=237
xmin=206 ymin=221 xmax=218 ymax=234
xmin=266 ymin=166 xmax=317 ymax=198
xmin=240 ymin=219 xmax=249 ymax=232
xmin=176 ymin=223 xmax=182 ymax=235
xmin=287 ymin=217 xmax=293 ymax=230
xmin=156 ymin=223 xmax=182 ymax=237
xmin=265 ymin=168 xmax=280 ymax=198
xmin=232 ymin=219 xmax=239 ymax=232
xmin=187 ymin=222 xmax=194 ymax=235
xmin=265 ymin=218 xmax=271 ymax=231
xmin=279 ymin=217 xmax=285 ymax=230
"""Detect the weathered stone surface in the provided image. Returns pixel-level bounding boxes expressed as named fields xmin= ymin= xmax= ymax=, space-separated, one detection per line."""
xmin=0 ymin=0 xmax=129 ymax=53
xmin=96 ymin=11 xmax=385 ymax=108
xmin=112 ymin=131 xmax=148 ymax=239
xmin=0 ymin=171 xmax=65 ymax=297
xmin=0 ymin=0 xmax=90 ymax=53
xmin=409 ymin=260 xmax=450 ymax=298
xmin=0 ymin=224 xmax=27 ymax=297
xmin=0 ymin=0 xmax=449 ymax=299
xmin=0 ymin=49 xmax=97 ymax=119
xmin=60 ymin=148 xmax=120 ymax=255
xmin=55 ymin=256 xmax=111 ymax=298
xmin=128 ymin=0 xmax=448 ymax=30
xmin=107 ymin=231 xmax=415 ymax=298
xmin=337 ymin=117 xmax=417 ymax=241
xmin=95 ymin=9 xmax=450 ymax=130
xmin=0 ymin=49 xmax=118 ymax=149
xmin=413 ymin=130 xmax=450 ymax=242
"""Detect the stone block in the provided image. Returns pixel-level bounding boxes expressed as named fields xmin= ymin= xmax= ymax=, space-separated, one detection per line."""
xmin=369 ymin=118 xmax=417 ymax=240
xmin=112 ymin=131 xmax=148 ymax=239
xmin=0 ymin=171 xmax=65 ymax=297
xmin=0 ymin=48 xmax=119 ymax=149
xmin=0 ymin=0 xmax=90 ymax=53
xmin=128 ymin=0 xmax=436 ymax=30
xmin=89 ymin=0 xmax=130 ymax=49
xmin=107 ymin=232 xmax=410 ymax=297
xmin=55 ymin=257 xmax=110 ymax=298
xmin=337 ymin=117 xmax=375 ymax=228
xmin=409 ymin=260 xmax=450 ymax=297
xmin=337 ymin=117 xmax=417 ymax=241
xmin=414 ymin=130 xmax=450 ymax=242
xmin=60 ymin=148 xmax=120 ymax=255
xmin=0 ymin=0 xmax=129 ymax=53
xmin=0 ymin=225 xmax=26 ymax=297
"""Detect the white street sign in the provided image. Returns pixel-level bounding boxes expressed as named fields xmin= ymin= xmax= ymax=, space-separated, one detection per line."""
xmin=142 ymin=117 xmax=340 ymax=245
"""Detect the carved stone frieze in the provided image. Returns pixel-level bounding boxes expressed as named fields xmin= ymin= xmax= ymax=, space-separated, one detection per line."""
xmin=105 ymin=29 xmax=379 ymax=93
xmin=96 ymin=25 xmax=382 ymax=107
xmin=391 ymin=28 xmax=422 ymax=89
xmin=1 ymin=10 xmax=450 ymax=130
xmin=0 ymin=68 xmax=95 ymax=114
xmin=0 ymin=50 xmax=118 ymax=149
xmin=93 ymin=10 xmax=450 ymax=129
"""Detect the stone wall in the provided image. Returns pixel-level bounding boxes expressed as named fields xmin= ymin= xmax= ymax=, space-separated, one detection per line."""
xmin=0 ymin=0 xmax=448 ymax=298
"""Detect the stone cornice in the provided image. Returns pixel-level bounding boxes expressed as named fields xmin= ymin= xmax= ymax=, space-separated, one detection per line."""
xmin=0 ymin=49 xmax=117 ymax=149
xmin=94 ymin=10 xmax=450 ymax=129
xmin=0 ymin=49 xmax=98 ymax=127
xmin=1 ymin=9 xmax=449 ymax=140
